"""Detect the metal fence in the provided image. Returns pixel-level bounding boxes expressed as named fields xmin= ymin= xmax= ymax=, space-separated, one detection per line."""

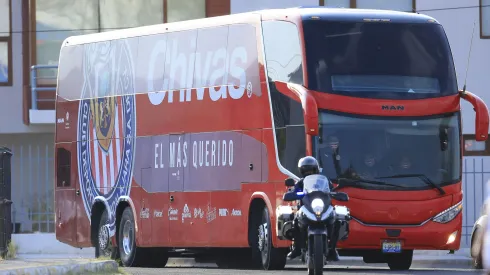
xmin=2 ymin=134 xmax=55 ymax=234
xmin=30 ymin=65 xmax=58 ymax=110
xmin=461 ymin=156 xmax=490 ymax=248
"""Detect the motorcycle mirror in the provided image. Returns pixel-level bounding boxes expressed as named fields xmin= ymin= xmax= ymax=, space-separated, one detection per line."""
xmin=331 ymin=192 xmax=349 ymax=202
xmin=283 ymin=192 xmax=298 ymax=202
xmin=285 ymin=178 xmax=295 ymax=187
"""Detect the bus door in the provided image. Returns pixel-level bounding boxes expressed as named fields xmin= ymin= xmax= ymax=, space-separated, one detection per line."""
xmin=168 ymin=134 xmax=211 ymax=246
xmin=54 ymin=144 xmax=77 ymax=246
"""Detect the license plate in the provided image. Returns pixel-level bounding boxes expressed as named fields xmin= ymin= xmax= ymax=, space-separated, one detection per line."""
xmin=382 ymin=240 xmax=402 ymax=253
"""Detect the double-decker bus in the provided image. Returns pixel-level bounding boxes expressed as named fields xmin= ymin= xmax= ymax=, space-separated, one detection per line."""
xmin=54 ymin=7 xmax=489 ymax=271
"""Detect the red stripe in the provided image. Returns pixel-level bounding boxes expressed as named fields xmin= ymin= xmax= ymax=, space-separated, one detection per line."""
xmin=102 ymin=148 xmax=111 ymax=194
xmin=97 ymin=128 xmax=105 ymax=194
xmin=89 ymin=118 xmax=97 ymax=190
xmin=118 ymin=97 xmax=124 ymax=166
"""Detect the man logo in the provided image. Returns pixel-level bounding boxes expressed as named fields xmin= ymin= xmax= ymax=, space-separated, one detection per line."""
xmin=77 ymin=40 xmax=136 ymax=236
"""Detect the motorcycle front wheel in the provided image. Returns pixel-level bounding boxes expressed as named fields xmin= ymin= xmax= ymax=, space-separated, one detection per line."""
xmin=308 ymin=234 xmax=324 ymax=275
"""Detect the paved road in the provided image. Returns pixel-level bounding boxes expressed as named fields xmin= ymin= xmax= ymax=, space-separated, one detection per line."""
xmin=122 ymin=261 xmax=481 ymax=275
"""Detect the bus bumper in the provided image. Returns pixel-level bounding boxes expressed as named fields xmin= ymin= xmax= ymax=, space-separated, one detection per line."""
xmin=337 ymin=213 xmax=462 ymax=251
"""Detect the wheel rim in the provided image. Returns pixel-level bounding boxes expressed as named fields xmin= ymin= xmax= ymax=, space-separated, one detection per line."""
xmin=98 ymin=224 xmax=110 ymax=256
xmin=122 ymin=220 xmax=134 ymax=255
xmin=258 ymin=222 xmax=269 ymax=263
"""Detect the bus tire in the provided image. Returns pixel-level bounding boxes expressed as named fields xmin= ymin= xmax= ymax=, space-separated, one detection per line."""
xmin=386 ymin=250 xmax=413 ymax=271
xmin=95 ymin=209 xmax=117 ymax=260
xmin=251 ymin=206 xmax=288 ymax=270
xmin=118 ymin=207 xmax=145 ymax=267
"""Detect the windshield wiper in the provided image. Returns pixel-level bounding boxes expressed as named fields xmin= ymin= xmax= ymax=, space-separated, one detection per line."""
xmin=334 ymin=177 xmax=406 ymax=191
xmin=375 ymin=174 xmax=446 ymax=195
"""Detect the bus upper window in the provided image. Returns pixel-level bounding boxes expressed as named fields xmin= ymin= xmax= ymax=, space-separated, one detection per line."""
xmin=302 ymin=20 xmax=458 ymax=99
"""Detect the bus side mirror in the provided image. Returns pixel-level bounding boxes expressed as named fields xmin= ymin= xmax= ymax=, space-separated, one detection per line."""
xmin=274 ymin=81 xmax=319 ymax=136
xmin=285 ymin=178 xmax=295 ymax=187
xmin=460 ymin=90 xmax=489 ymax=141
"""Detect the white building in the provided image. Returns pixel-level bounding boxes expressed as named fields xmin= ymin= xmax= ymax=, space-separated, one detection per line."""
xmin=0 ymin=0 xmax=487 ymax=253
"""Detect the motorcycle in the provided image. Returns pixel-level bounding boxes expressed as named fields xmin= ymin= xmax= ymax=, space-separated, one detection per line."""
xmin=276 ymin=174 xmax=351 ymax=275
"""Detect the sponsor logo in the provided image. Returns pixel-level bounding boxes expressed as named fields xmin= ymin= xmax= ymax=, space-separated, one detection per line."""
xmin=140 ymin=208 xmax=149 ymax=219
xmin=219 ymin=208 xmax=228 ymax=217
xmin=77 ymin=40 xmax=136 ymax=236
xmin=182 ymin=204 xmax=191 ymax=223
xmin=231 ymin=209 xmax=242 ymax=216
xmin=194 ymin=208 xmax=204 ymax=219
xmin=168 ymin=207 xmax=178 ymax=221
xmin=147 ymin=39 xmax=252 ymax=105
xmin=154 ymin=210 xmax=163 ymax=218
xmin=206 ymin=203 xmax=217 ymax=223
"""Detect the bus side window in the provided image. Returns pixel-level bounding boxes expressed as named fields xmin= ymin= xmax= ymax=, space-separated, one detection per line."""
xmin=262 ymin=20 xmax=303 ymax=85
xmin=263 ymin=20 xmax=306 ymax=177
xmin=56 ymin=147 xmax=71 ymax=188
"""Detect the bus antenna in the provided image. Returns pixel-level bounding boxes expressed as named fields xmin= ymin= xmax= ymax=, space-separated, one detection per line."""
xmin=462 ymin=20 xmax=477 ymax=94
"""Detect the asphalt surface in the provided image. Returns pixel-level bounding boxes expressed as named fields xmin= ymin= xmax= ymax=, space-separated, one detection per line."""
xmin=122 ymin=261 xmax=482 ymax=275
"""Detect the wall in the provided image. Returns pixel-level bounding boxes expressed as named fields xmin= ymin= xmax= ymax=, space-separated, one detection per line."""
xmin=0 ymin=0 xmax=53 ymax=134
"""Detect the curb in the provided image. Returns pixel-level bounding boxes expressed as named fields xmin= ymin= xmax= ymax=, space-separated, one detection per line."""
xmin=166 ymin=257 xmax=473 ymax=267
xmin=0 ymin=260 xmax=119 ymax=275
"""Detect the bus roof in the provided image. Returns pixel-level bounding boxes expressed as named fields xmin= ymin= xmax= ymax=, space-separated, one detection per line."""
xmin=296 ymin=7 xmax=437 ymax=24
xmin=61 ymin=7 xmax=439 ymax=47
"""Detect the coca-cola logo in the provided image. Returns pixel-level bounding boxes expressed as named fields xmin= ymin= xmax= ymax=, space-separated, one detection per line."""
xmin=146 ymin=37 xmax=251 ymax=105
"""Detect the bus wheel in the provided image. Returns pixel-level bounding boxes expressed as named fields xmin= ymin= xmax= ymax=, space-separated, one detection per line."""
xmin=386 ymin=250 xmax=413 ymax=271
xmin=118 ymin=207 xmax=145 ymax=267
xmin=95 ymin=209 xmax=117 ymax=259
xmin=251 ymin=206 xmax=288 ymax=270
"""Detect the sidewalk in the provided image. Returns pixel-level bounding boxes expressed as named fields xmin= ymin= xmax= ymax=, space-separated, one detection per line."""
xmin=0 ymin=249 xmax=471 ymax=273
xmin=0 ymin=255 xmax=119 ymax=275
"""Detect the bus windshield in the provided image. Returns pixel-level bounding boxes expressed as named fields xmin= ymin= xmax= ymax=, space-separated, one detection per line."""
xmin=313 ymin=111 xmax=461 ymax=191
xmin=302 ymin=20 xmax=458 ymax=99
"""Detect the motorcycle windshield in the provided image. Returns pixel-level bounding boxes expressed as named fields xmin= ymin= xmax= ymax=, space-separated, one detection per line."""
xmin=303 ymin=174 xmax=331 ymax=194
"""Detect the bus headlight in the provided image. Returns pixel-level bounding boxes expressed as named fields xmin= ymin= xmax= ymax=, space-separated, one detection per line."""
xmin=312 ymin=199 xmax=325 ymax=216
xmin=432 ymin=201 xmax=462 ymax=224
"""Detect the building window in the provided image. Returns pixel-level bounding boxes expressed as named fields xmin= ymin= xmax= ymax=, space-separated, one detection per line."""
xmin=35 ymin=0 xmax=99 ymax=80
xmin=481 ymin=0 xmax=490 ymax=38
xmin=99 ymin=0 xmax=164 ymax=31
xmin=463 ymin=134 xmax=490 ymax=156
xmin=167 ymin=0 xmax=206 ymax=23
xmin=321 ymin=0 xmax=415 ymax=12
xmin=33 ymin=0 xmax=207 ymax=83
xmin=0 ymin=0 xmax=12 ymax=86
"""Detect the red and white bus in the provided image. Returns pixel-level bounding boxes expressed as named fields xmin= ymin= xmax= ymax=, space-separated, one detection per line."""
xmin=54 ymin=7 xmax=489 ymax=270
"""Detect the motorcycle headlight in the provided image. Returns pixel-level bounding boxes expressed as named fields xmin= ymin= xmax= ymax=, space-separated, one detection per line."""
xmin=311 ymin=198 xmax=325 ymax=216
xmin=432 ymin=201 xmax=462 ymax=224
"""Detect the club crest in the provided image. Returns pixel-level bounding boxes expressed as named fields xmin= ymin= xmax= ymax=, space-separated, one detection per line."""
xmin=90 ymin=96 xmax=116 ymax=152
xmin=76 ymin=39 xmax=137 ymax=237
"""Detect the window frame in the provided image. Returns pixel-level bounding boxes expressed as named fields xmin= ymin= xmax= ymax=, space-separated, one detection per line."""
xmin=481 ymin=0 xmax=490 ymax=39
xmin=319 ymin=0 xmax=416 ymax=13
xmin=0 ymin=0 xmax=12 ymax=87
xmin=463 ymin=134 xmax=490 ymax=156
xmin=29 ymin=0 xmax=209 ymax=86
